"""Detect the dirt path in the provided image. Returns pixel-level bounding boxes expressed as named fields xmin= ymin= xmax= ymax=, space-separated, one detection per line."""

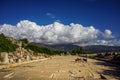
xmin=0 ymin=56 xmax=120 ymax=80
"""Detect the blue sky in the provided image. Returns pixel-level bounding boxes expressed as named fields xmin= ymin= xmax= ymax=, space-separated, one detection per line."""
xmin=0 ymin=0 xmax=120 ymax=45
xmin=0 ymin=0 xmax=120 ymax=31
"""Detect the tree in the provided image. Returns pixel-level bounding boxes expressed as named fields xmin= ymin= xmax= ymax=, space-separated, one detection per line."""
xmin=19 ymin=38 xmax=29 ymax=44
xmin=71 ymin=47 xmax=86 ymax=55
xmin=19 ymin=38 xmax=29 ymax=47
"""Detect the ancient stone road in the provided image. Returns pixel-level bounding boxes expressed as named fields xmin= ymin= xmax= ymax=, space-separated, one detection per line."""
xmin=0 ymin=56 xmax=120 ymax=80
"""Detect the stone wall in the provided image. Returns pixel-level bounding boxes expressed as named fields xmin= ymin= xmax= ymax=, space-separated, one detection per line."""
xmin=0 ymin=37 xmax=49 ymax=65
xmin=0 ymin=47 xmax=46 ymax=64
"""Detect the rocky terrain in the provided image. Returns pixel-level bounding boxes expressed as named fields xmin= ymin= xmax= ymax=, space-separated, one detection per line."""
xmin=0 ymin=36 xmax=47 ymax=65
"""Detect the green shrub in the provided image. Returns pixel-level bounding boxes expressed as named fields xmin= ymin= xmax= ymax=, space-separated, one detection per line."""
xmin=0 ymin=33 xmax=17 ymax=52
xmin=25 ymin=43 xmax=59 ymax=55
xmin=19 ymin=38 xmax=29 ymax=44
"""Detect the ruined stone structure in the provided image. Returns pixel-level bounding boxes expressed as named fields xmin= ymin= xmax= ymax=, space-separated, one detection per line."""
xmin=0 ymin=38 xmax=46 ymax=64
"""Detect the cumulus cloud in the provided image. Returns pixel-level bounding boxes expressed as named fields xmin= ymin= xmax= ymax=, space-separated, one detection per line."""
xmin=0 ymin=20 xmax=119 ymax=46
xmin=102 ymin=29 xmax=114 ymax=39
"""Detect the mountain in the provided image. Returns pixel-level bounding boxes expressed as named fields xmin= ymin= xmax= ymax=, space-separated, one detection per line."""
xmin=33 ymin=43 xmax=120 ymax=53
xmin=84 ymin=45 xmax=120 ymax=53
xmin=32 ymin=43 xmax=80 ymax=51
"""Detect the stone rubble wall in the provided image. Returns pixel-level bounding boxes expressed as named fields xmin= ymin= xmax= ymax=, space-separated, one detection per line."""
xmin=0 ymin=47 xmax=47 ymax=64
xmin=0 ymin=36 xmax=49 ymax=65
xmin=0 ymin=58 xmax=49 ymax=69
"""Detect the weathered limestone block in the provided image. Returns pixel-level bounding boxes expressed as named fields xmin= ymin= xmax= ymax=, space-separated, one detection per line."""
xmin=39 ymin=56 xmax=45 ymax=59
xmin=24 ymin=49 xmax=28 ymax=53
xmin=0 ymin=52 xmax=9 ymax=64
xmin=36 ymin=56 xmax=39 ymax=60
xmin=30 ymin=56 xmax=37 ymax=60
xmin=9 ymin=58 xmax=15 ymax=63
xmin=13 ymin=56 xmax=17 ymax=60
xmin=28 ymin=50 xmax=34 ymax=55
xmin=16 ymin=58 xmax=22 ymax=63
xmin=15 ymin=53 xmax=22 ymax=58
xmin=17 ymin=41 xmax=22 ymax=47
xmin=8 ymin=52 xmax=14 ymax=56
xmin=21 ymin=57 xmax=25 ymax=62
xmin=9 ymin=54 xmax=14 ymax=59
xmin=26 ymin=55 xmax=30 ymax=61
xmin=43 ymin=54 xmax=49 ymax=58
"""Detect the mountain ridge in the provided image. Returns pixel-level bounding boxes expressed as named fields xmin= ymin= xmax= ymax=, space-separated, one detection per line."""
xmin=33 ymin=43 xmax=120 ymax=53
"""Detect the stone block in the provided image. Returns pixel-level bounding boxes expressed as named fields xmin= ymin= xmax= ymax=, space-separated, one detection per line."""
xmin=9 ymin=58 xmax=15 ymax=63
xmin=0 ymin=52 xmax=9 ymax=64
xmin=16 ymin=59 xmax=22 ymax=63
xmin=26 ymin=55 xmax=30 ymax=61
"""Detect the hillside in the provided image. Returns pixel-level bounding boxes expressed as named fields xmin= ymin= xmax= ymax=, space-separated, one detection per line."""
xmin=0 ymin=33 xmax=18 ymax=52
xmin=0 ymin=34 xmax=49 ymax=64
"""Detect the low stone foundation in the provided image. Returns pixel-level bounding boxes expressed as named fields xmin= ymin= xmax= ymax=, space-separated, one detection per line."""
xmin=0 ymin=47 xmax=48 ymax=65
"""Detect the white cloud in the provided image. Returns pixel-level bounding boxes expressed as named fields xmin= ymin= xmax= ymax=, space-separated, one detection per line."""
xmin=102 ymin=29 xmax=114 ymax=39
xmin=46 ymin=13 xmax=55 ymax=19
xmin=46 ymin=13 xmax=61 ymax=23
xmin=0 ymin=20 xmax=119 ymax=46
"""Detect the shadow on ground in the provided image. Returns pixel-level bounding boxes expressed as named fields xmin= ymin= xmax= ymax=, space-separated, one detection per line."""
xmin=0 ymin=69 xmax=11 ymax=72
xmin=22 ymin=65 xmax=36 ymax=68
xmin=94 ymin=61 xmax=120 ymax=79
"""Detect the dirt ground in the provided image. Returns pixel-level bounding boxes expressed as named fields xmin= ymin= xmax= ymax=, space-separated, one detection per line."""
xmin=0 ymin=55 xmax=120 ymax=80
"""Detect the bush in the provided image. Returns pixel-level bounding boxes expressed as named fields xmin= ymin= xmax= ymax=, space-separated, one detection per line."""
xmin=19 ymin=38 xmax=29 ymax=47
xmin=25 ymin=43 xmax=59 ymax=55
xmin=19 ymin=38 xmax=29 ymax=44
xmin=0 ymin=33 xmax=17 ymax=52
